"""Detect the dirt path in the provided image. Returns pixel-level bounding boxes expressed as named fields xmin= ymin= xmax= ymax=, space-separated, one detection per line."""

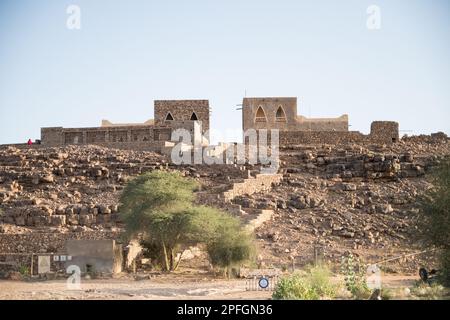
xmin=0 ymin=277 xmax=270 ymax=300
xmin=0 ymin=274 xmax=418 ymax=300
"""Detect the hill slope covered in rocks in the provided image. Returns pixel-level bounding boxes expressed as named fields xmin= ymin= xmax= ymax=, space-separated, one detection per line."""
xmin=0 ymin=134 xmax=449 ymax=273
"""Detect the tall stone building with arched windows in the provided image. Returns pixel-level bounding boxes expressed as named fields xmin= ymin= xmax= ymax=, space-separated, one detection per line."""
xmin=241 ymin=97 xmax=399 ymax=144
xmin=242 ymin=97 xmax=348 ymax=132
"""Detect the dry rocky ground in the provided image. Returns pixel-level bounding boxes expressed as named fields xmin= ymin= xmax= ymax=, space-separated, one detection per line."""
xmin=0 ymin=273 xmax=422 ymax=300
xmin=240 ymin=135 xmax=450 ymax=272
xmin=0 ymin=133 xmax=449 ymax=297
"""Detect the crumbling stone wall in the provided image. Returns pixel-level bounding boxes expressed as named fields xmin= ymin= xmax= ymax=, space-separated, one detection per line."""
xmin=223 ymin=174 xmax=283 ymax=201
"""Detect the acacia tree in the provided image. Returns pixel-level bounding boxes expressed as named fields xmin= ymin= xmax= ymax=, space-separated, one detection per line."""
xmin=119 ymin=171 xmax=200 ymax=271
xmin=119 ymin=171 xmax=254 ymax=272
xmin=419 ymin=159 xmax=450 ymax=285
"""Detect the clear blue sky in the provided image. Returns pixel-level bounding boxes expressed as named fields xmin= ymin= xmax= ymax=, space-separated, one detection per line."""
xmin=0 ymin=0 xmax=449 ymax=144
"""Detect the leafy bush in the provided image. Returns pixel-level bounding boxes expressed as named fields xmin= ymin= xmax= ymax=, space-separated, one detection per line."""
xmin=206 ymin=228 xmax=254 ymax=276
xmin=272 ymin=265 xmax=336 ymax=300
xmin=419 ymin=159 xmax=450 ymax=286
xmin=341 ymin=253 xmax=371 ymax=299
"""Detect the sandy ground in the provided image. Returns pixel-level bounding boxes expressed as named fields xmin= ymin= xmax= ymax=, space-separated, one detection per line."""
xmin=0 ymin=273 xmax=418 ymax=300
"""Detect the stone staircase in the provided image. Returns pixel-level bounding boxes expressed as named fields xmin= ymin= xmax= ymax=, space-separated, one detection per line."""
xmin=196 ymin=172 xmax=283 ymax=232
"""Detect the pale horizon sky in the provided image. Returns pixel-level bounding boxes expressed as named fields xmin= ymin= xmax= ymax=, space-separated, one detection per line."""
xmin=0 ymin=0 xmax=449 ymax=144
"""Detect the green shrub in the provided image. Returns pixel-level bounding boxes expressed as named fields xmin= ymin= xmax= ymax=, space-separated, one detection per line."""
xmin=207 ymin=230 xmax=254 ymax=277
xmin=341 ymin=253 xmax=371 ymax=299
xmin=18 ymin=264 xmax=30 ymax=276
xmin=203 ymin=208 xmax=255 ymax=276
xmin=419 ymin=159 xmax=450 ymax=287
xmin=272 ymin=265 xmax=336 ymax=300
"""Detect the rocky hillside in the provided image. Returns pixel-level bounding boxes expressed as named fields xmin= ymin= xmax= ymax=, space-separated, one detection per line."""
xmin=0 ymin=134 xmax=449 ymax=273
xmin=0 ymin=145 xmax=251 ymax=234
xmin=234 ymin=135 xmax=450 ymax=272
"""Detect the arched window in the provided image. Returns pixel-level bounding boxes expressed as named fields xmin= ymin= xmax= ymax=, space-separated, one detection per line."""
xmin=165 ymin=112 xmax=174 ymax=121
xmin=255 ymin=106 xmax=267 ymax=123
xmin=190 ymin=112 xmax=198 ymax=120
xmin=276 ymin=106 xmax=287 ymax=122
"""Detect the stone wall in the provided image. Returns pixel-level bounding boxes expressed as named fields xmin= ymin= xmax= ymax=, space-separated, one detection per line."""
xmin=41 ymin=127 xmax=63 ymax=145
xmin=370 ymin=121 xmax=399 ymax=143
xmin=0 ymin=231 xmax=120 ymax=254
xmin=278 ymin=121 xmax=400 ymax=145
xmin=41 ymin=121 xmax=200 ymax=151
xmin=154 ymin=100 xmax=210 ymax=137
xmin=296 ymin=115 xmax=349 ymax=131
xmin=223 ymin=174 xmax=283 ymax=202
xmin=0 ymin=231 xmax=121 ymax=275
xmin=279 ymin=130 xmax=367 ymax=146
xmin=242 ymin=97 xmax=298 ymax=132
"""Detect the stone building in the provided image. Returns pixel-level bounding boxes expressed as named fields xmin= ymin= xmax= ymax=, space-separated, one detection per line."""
xmin=242 ymin=97 xmax=399 ymax=145
xmin=38 ymin=96 xmax=399 ymax=151
xmin=154 ymin=100 xmax=210 ymax=136
xmin=40 ymin=100 xmax=209 ymax=151
xmin=242 ymin=97 xmax=349 ymax=132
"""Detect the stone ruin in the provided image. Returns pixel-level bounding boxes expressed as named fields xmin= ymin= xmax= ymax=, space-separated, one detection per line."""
xmin=242 ymin=97 xmax=399 ymax=145
xmin=40 ymin=100 xmax=210 ymax=152
xmin=35 ymin=97 xmax=399 ymax=154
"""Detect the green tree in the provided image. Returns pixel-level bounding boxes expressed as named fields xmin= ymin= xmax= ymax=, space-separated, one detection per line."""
xmin=119 ymin=171 xmax=254 ymax=272
xmin=419 ymin=159 xmax=450 ymax=286
xmin=120 ymin=171 xmax=199 ymax=271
